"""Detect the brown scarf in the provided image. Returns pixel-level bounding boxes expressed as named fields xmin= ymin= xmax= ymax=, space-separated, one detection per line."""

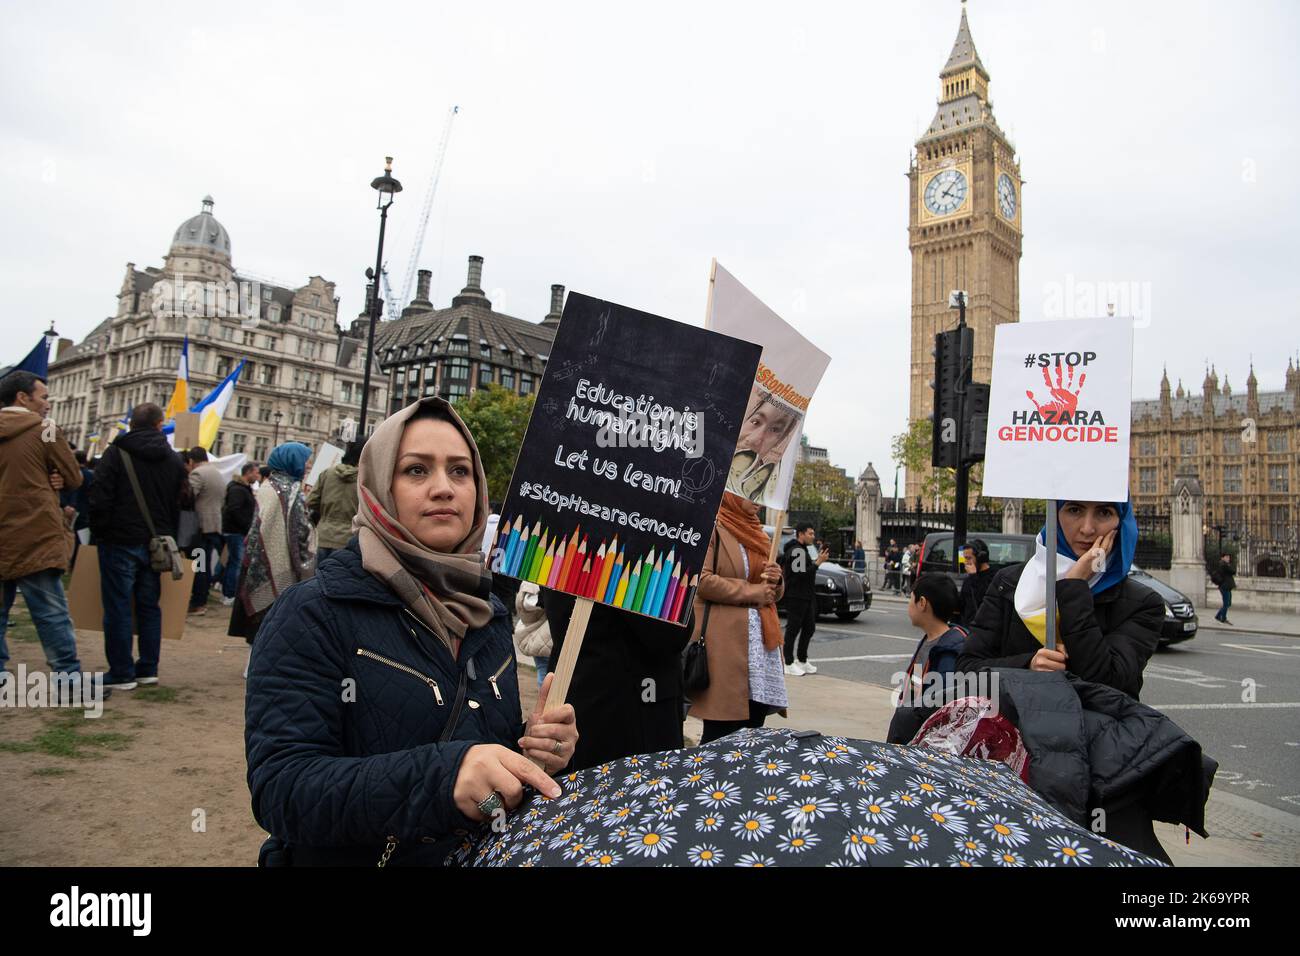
xmin=716 ymin=492 xmax=783 ymax=652
xmin=353 ymin=397 xmax=494 ymax=656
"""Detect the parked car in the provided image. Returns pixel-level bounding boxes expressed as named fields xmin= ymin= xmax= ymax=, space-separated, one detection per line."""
xmin=774 ymin=531 xmax=872 ymax=621
xmin=915 ymin=531 xmax=1036 ymax=584
xmin=1128 ymin=565 xmax=1198 ymax=646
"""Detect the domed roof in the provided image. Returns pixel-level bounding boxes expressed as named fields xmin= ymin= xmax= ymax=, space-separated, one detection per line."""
xmin=171 ymin=196 xmax=231 ymax=259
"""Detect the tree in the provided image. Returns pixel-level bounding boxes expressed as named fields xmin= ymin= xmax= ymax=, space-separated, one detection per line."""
xmin=789 ymin=459 xmax=856 ymax=531
xmin=452 ymin=385 xmax=536 ymax=505
xmin=889 ymin=418 xmax=983 ymax=508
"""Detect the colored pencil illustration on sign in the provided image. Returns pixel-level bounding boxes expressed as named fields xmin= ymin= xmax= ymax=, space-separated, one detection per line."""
xmin=493 ymin=519 xmax=693 ymax=622
xmin=494 ymin=291 xmax=762 ymax=623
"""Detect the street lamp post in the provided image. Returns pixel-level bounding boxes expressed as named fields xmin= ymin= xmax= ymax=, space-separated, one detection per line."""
xmin=43 ymin=321 xmax=59 ymax=362
xmin=273 ymin=410 xmax=283 ymax=447
xmin=357 ymin=157 xmax=403 ymax=439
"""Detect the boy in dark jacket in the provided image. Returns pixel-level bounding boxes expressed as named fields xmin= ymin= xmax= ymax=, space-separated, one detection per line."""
xmin=887 ymin=573 xmax=965 ymax=743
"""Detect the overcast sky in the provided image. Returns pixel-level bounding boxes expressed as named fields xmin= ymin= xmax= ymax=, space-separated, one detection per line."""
xmin=3 ymin=0 xmax=1297 ymax=491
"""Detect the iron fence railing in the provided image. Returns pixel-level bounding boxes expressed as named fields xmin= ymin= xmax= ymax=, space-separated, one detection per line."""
xmin=1205 ymin=521 xmax=1300 ymax=578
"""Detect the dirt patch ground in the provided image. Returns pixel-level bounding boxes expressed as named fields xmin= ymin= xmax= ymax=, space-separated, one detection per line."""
xmin=0 ymin=593 xmax=563 ymax=867
xmin=0 ymin=596 xmax=267 ymax=865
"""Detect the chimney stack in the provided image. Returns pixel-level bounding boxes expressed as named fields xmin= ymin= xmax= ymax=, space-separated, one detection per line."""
xmin=452 ymin=255 xmax=491 ymax=309
xmin=402 ymin=269 xmax=434 ymax=317
xmin=464 ymin=255 xmax=484 ymax=293
xmin=542 ymin=284 xmax=565 ymax=329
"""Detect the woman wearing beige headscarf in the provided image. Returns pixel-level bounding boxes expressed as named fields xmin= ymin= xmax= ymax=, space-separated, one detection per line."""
xmin=245 ymin=398 xmax=578 ymax=866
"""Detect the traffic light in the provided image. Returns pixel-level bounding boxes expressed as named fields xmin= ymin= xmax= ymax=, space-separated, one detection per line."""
xmin=962 ymin=382 xmax=990 ymax=464
xmin=930 ymin=326 xmax=970 ymax=468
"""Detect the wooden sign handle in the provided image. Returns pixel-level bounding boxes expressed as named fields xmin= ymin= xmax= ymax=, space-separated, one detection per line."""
xmin=767 ymin=509 xmax=786 ymax=565
xmin=546 ymin=597 xmax=593 ymax=712
xmin=527 ymin=597 xmax=593 ymax=769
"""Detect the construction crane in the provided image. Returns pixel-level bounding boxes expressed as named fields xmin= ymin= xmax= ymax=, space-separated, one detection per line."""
xmin=386 ymin=104 xmax=459 ymax=321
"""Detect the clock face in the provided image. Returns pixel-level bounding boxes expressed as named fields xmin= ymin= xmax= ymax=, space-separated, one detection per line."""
xmin=923 ymin=169 xmax=968 ymax=216
xmin=997 ymin=173 xmax=1017 ymax=219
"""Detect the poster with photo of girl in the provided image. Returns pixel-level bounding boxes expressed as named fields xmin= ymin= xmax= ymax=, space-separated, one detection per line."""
xmin=706 ymin=261 xmax=831 ymax=511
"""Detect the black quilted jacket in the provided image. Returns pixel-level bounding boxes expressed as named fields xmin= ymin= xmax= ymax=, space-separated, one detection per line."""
xmin=245 ymin=538 xmax=524 ymax=866
xmin=957 ymin=562 xmax=1164 ymax=700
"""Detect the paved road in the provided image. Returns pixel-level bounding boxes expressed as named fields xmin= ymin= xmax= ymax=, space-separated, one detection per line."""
xmin=796 ymin=598 xmax=1300 ymax=816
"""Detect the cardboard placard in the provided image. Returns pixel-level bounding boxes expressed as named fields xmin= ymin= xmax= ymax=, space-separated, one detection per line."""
xmin=981 ymin=317 xmax=1134 ymax=502
xmin=67 ymin=545 xmax=196 ymax=641
xmin=706 ymin=262 xmax=831 ymax=511
xmin=494 ymin=291 xmax=761 ymax=627
xmin=306 ymin=443 xmax=344 ymax=487
xmin=171 ymin=411 xmax=202 ymax=451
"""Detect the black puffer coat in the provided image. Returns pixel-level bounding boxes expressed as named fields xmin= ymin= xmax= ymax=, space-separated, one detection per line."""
xmin=994 ymin=670 xmax=1217 ymax=863
xmin=957 ymin=562 xmax=1164 ymax=699
xmin=244 ymin=539 xmax=524 ymax=866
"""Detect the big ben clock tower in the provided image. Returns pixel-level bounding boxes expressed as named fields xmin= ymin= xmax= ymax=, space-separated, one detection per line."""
xmin=907 ymin=2 xmax=1022 ymax=500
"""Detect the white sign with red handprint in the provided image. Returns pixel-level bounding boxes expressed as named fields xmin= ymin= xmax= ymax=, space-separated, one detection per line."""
xmin=982 ymin=317 xmax=1134 ymax=502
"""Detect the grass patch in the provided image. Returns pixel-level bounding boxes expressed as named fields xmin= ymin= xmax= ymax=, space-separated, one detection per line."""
xmin=32 ymin=723 xmax=133 ymax=759
xmin=0 ymin=709 xmax=135 ymax=760
xmin=135 ymin=686 xmax=181 ymax=704
xmin=4 ymin=607 xmax=38 ymax=643
xmin=31 ymin=766 xmax=73 ymax=777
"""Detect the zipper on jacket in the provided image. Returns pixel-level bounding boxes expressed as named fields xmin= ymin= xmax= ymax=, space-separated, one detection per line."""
xmin=439 ymin=669 xmax=469 ymax=743
xmin=356 ymin=648 xmax=444 ymax=705
xmin=487 ymin=655 xmax=512 ymax=700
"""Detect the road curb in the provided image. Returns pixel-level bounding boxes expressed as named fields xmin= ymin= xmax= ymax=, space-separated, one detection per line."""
xmin=1197 ymin=620 xmax=1300 ymax=638
xmin=875 ymin=591 xmax=1300 ymax=637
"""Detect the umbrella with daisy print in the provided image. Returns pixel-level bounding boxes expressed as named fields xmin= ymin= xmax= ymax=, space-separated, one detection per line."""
xmin=444 ymin=727 xmax=1164 ymax=868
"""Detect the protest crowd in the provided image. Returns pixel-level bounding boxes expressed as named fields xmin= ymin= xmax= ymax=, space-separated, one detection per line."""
xmin=0 ymin=277 xmax=1217 ymax=871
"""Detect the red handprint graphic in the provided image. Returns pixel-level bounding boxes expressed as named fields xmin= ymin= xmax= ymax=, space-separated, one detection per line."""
xmin=1026 ymin=363 xmax=1087 ymax=418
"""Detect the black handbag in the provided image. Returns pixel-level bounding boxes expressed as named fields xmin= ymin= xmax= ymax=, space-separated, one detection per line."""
xmin=682 ymin=531 xmax=720 ymax=695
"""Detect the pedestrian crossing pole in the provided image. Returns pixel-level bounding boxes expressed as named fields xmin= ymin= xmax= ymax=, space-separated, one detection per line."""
xmin=951 ymin=290 xmax=971 ymax=573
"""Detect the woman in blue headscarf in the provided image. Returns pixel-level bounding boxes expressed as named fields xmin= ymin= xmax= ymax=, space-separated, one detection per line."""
xmin=956 ymin=500 xmax=1164 ymax=700
xmin=229 ymin=442 xmax=315 ymax=650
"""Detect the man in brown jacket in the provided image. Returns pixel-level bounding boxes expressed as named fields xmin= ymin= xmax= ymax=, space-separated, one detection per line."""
xmin=0 ymin=371 xmax=85 ymax=686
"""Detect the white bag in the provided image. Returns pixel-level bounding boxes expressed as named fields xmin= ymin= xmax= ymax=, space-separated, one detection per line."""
xmin=513 ymin=582 xmax=553 ymax=659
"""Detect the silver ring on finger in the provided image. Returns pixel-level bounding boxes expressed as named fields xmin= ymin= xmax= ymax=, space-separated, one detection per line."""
xmin=477 ymin=790 xmax=504 ymax=818
xmin=552 ymin=739 xmax=564 ymax=757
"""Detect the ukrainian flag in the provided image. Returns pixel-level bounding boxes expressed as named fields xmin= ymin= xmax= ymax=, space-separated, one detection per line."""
xmin=190 ymin=360 xmax=245 ymax=450
xmin=163 ymin=336 xmax=190 ymax=422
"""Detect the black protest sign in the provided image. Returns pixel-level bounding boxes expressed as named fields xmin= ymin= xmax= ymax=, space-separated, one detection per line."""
xmin=494 ymin=292 xmax=760 ymax=626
